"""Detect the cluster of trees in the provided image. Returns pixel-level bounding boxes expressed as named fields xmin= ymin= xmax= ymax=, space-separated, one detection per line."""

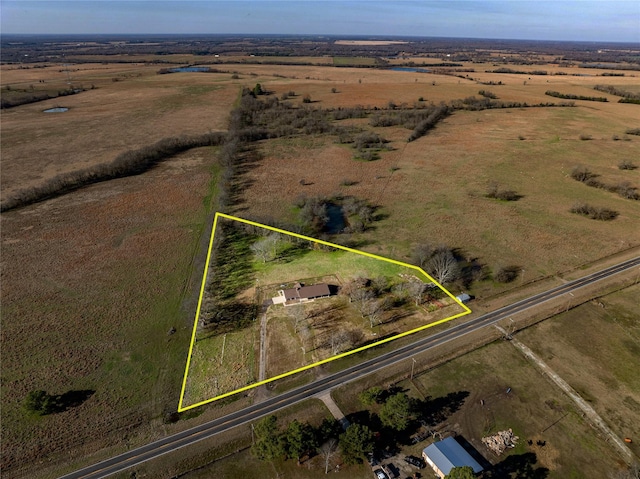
xmin=570 ymin=166 xmax=639 ymax=201
xmin=199 ymin=223 xmax=257 ymax=334
xmin=570 ymin=202 xmax=618 ymax=221
xmin=295 ymin=195 xmax=377 ymax=235
xmin=0 ymin=86 xmax=87 ymax=109
xmin=545 ymin=90 xmax=607 ymax=102
xmin=252 ymin=415 xmax=373 ymax=469
xmin=1 ymin=132 xmax=226 ymax=212
xmin=490 ymin=68 xmax=548 ymax=75
xmin=412 ymin=243 xmax=462 ymax=285
xmin=478 ymin=89 xmax=498 ymax=99
xmin=594 ymin=85 xmax=640 ymax=103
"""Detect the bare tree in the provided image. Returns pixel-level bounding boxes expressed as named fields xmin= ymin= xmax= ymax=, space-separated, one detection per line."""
xmin=330 ymin=330 xmax=350 ymax=355
xmin=427 ymin=248 xmax=460 ymax=284
xmin=411 ymin=242 xmax=434 ymax=268
xmin=319 ymin=438 xmax=339 ymax=474
xmin=250 ymin=235 xmax=278 ymax=263
xmin=350 ymin=288 xmax=375 ymax=318
xmin=364 ymin=299 xmax=384 ymax=328
xmin=299 ymin=321 xmax=312 ymax=355
xmin=288 ymin=303 xmax=306 ymax=333
xmin=407 ymin=281 xmax=428 ymax=306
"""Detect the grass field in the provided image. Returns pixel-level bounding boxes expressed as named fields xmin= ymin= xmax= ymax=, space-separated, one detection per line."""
xmin=2 ymin=54 xmax=639 ymax=478
xmin=518 ymin=284 xmax=640 ymax=459
xmin=0 ymin=147 xmax=221 ymax=476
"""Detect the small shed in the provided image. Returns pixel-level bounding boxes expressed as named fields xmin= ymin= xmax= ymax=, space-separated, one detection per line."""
xmin=455 ymin=293 xmax=471 ymax=304
xmin=422 ymin=437 xmax=483 ymax=478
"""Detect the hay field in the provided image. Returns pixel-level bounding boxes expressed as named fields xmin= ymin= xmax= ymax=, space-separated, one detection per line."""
xmin=0 ymin=147 xmax=220 ymax=477
xmin=1 ymin=63 xmax=237 ymax=201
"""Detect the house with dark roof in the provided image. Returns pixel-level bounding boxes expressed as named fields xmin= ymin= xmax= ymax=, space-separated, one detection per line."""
xmin=422 ymin=436 xmax=483 ymax=478
xmin=272 ymin=283 xmax=331 ymax=305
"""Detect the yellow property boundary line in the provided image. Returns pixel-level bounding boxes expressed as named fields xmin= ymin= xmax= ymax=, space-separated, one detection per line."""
xmin=178 ymin=212 xmax=472 ymax=412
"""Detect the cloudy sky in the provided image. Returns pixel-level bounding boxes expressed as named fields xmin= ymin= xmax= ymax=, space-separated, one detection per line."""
xmin=2 ymin=1 xmax=639 ymax=42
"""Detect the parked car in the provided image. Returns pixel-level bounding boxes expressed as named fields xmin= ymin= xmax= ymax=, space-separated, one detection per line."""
xmin=404 ymin=455 xmax=425 ymax=468
xmin=373 ymin=468 xmax=389 ymax=479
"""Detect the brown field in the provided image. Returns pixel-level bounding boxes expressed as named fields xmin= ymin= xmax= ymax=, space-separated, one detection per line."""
xmin=1 ymin=63 xmax=237 ymax=201
xmin=518 ymin=284 xmax=640 ymax=459
xmin=0 ymin=147 xmax=220 ymax=476
xmin=2 ymin=54 xmax=639 ymax=478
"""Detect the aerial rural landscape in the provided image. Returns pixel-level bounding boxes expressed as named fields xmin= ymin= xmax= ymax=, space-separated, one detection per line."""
xmin=1 ymin=2 xmax=639 ymax=479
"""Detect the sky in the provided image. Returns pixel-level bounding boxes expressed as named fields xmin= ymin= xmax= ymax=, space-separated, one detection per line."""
xmin=2 ymin=1 xmax=639 ymax=43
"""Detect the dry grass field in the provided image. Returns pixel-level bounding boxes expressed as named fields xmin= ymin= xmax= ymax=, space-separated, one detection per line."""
xmin=1 ymin=63 xmax=237 ymax=201
xmin=0 ymin=147 xmax=221 ymax=476
xmin=518 ymin=284 xmax=640 ymax=459
xmin=2 ymin=53 xmax=639 ymax=478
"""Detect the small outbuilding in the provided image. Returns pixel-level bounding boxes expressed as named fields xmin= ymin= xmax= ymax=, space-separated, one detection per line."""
xmin=455 ymin=293 xmax=471 ymax=304
xmin=422 ymin=437 xmax=483 ymax=478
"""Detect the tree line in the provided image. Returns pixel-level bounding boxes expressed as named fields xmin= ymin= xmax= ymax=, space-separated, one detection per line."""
xmin=1 ymin=132 xmax=226 ymax=212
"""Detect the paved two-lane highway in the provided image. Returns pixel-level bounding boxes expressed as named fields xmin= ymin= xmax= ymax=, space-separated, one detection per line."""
xmin=60 ymin=257 xmax=640 ymax=479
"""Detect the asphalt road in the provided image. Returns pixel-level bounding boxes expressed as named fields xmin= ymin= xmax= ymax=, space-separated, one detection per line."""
xmin=60 ymin=256 xmax=639 ymax=479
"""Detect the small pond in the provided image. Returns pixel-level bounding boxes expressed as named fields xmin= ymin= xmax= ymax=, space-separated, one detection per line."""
xmin=43 ymin=107 xmax=69 ymax=113
xmin=169 ymin=67 xmax=211 ymax=73
xmin=390 ymin=67 xmax=431 ymax=73
xmin=325 ymin=203 xmax=347 ymax=234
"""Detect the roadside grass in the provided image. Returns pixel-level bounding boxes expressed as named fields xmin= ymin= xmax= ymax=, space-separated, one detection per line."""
xmin=517 ymin=284 xmax=640 ymax=459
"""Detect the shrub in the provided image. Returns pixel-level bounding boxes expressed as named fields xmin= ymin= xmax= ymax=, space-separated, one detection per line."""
xmin=478 ymin=89 xmax=497 ymax=99
xmin=485 ymin=183 xmax=520 ymax=201
xmin=331 ymin=87 xmax=337 ymax=93
xmin=625 ymin=128 xmax=640 ymax=136
xmin=570 ymin=166 xmax=597 ymax=182
xmin=302 ymin=94 xmax=311 ymax=103
xmin=570 ymin=203 xmax=618 ymax=220
xmin=494 ymin=265 xmax=520 ymax=283
xmin=579 ymin=134 xmax=592 ymax=140
xmin=618 ymin=160 xmax=637 ymax=170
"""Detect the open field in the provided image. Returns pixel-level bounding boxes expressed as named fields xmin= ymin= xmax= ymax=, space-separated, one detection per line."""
xmin=0 ymin=147 xmax=221 ymax=477
xmin=2 ymin=43 xmax=639 ymax=478
xmin=518 ymin=284 xmax=640 ymax=459
xmin=0 ymin=63 xmax=237 ymax=202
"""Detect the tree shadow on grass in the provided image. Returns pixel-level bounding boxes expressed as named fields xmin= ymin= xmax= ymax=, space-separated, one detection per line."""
xmin=50 ymin=390 xmax=95 ymax=414
xmin=487 ymin=452 xmax=549 ymax=479
xmin=415 ymin=390 xmax=469 ymax=427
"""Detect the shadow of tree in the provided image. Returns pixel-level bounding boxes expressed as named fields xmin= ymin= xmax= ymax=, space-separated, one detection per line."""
xmin=50 ymin=389 xmax=95 ymax=414
xmin=415 ymin=390 xmax=470 ymax=427
xmin=486 ymin=452 xmax=549 ymax=479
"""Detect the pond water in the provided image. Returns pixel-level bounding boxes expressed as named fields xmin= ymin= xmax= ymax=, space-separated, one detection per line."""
xmin=43 ymin=107 xmax=69 ymax=113
xmin=390 ymin=67 xmax=431 ymax=73
xmin=325 ymin=203 xmax=346 ymax=234
xmin=169 ymin=67 xmax=210 ymax=73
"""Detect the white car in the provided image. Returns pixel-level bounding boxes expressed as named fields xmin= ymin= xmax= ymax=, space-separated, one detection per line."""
xmin=374 ymin=469 xmax=389 ymax=479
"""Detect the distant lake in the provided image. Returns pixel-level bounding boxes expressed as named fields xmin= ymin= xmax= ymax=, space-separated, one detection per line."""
xmin=43 ymin=107 xmax=68 ymax=113
xmin=390 ymin=67 xmax=431 ymax=73
xmin=169 ymin=67 xmax=210 ymax=73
